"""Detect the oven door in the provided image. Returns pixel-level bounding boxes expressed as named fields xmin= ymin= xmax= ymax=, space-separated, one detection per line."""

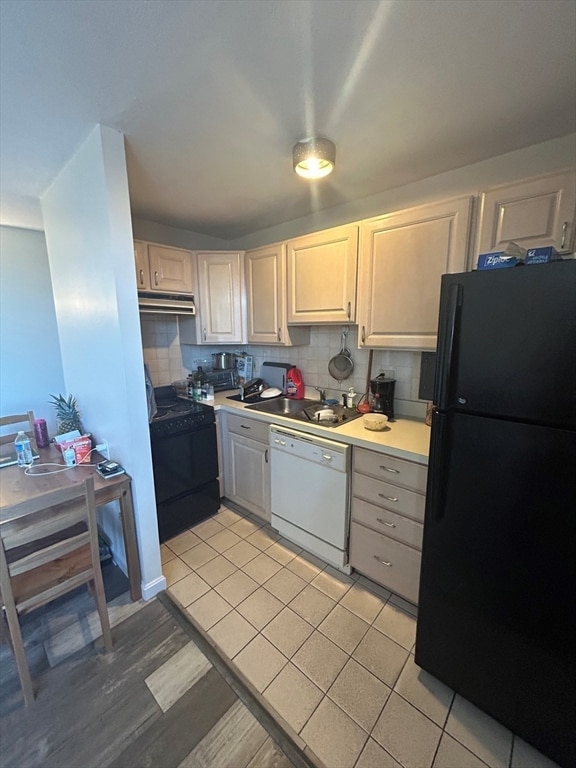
xmin=150 ymin=423 xmax=218 ymax=503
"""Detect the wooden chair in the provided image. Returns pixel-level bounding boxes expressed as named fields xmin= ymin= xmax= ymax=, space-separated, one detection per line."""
xmin=0 ymin=411 xmax=36 ymax=448
xmin=0 ymin=477 xmax=113 ymax=705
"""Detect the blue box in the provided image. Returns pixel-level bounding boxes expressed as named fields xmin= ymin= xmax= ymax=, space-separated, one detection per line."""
xmin=524 ymin=246 xmax=560 ymax=265
xmin=477 ymin=252 xmax=523 ymax=270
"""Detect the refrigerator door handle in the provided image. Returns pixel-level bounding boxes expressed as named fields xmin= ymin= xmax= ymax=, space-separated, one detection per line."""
xmin=427 ymin=411 xmax=449 ymax=521
xmin=435 ymin=282 xmax=462 ymax=411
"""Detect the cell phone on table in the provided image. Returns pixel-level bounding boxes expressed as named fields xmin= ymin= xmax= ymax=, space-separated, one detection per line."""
xmin=96 ymin=460 xmax=125 ymax=479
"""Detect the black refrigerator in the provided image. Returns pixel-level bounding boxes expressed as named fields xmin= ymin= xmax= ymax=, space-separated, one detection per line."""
xmin=414 ymin=261 xmax=576 ymax=768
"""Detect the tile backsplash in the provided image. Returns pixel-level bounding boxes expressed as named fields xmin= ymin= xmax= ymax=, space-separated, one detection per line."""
xmin=140 ymin=317 xmax=428 ymax=419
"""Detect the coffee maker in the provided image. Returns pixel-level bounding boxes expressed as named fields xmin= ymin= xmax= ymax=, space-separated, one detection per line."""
xmin=370 ymin=374 xmax=396 ymax=420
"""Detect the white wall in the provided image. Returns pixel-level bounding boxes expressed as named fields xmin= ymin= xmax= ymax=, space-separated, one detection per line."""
xmin=0 ymin=226 xmax=65 ymax=434
xmin=229 ymin=134 xmax=576 ymax=250
xmin=41 ymin=125 xmax=164 ymax=600
xmin=132 ymin=217 xmax=230 ymax=251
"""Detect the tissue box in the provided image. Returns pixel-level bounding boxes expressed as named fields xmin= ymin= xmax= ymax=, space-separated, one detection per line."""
xmin=524 ymin=246 xmax=560 ymax=265
xmin=477 ymin=252 xmax=523 ymax=270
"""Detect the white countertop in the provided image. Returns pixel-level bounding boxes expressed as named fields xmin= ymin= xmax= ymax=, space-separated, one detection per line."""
xmin=211 ymin=392 xmax=430 ymax=465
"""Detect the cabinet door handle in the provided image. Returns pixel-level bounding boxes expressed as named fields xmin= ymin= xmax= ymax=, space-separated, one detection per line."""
xmin=561 ymin=221 xmax=568 ymax=250
xmin=347 ymin=301 xmax=351 ymax=319
xmin=373 ymin=555 xmax=392 ymax=567
xmin=265 ymin=449 xmax=269 ymax=463
xmin=379 ymin=465 xmax=399 ymax=474
xmin=376 ymin=517 xmax=396 ymax=527
xmin=361 ymin=326 xmax=366 ymax=344
xmin=378 ymin=493 xmax=399 ymax=502
xmin=139 ymin=268 xmax=144 ymax=286
xmin=278 ymin=327 xmax=282 ymax=342
xmin=240 ymin=424 xmax=251 ymax=430
xmin=154 ymin=271 xmax=159 ymax=286
xmin=203 ymin=327 xmax=207 ymax=341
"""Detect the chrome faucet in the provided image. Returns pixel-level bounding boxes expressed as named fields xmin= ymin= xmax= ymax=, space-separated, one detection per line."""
xmin=315 ymin=386 xmax=326 ymax=403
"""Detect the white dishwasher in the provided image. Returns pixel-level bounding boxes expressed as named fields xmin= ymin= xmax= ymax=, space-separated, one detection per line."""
xmin=270 ymin=424 xmax=351 ymax=571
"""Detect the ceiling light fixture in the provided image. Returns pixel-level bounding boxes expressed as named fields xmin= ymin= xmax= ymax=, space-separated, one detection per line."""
xmin=293 ymin=137 xmax=336 ymax=180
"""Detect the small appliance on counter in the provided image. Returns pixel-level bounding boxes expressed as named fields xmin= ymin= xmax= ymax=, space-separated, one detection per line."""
xmin=203 ymin=368 xmax=237 ymax=392
xmin=370 ymin=374 xmax=395 ymax=420
xmin=419 ymin=352 xmax=436 ymax=427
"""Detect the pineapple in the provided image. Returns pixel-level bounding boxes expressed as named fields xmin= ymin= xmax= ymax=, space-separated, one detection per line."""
xmin=49 ymin=394 xmax=84 ymax=435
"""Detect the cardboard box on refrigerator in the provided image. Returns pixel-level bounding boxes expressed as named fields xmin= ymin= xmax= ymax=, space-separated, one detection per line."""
xmin=524 ymin=247 xmax=560 ymax=265
xmin=477 ymin=252 xmax=524 ymax=270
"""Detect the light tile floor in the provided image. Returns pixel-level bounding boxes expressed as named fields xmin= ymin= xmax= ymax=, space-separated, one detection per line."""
xmin=164 ymin=504 xmax=561 ymax=768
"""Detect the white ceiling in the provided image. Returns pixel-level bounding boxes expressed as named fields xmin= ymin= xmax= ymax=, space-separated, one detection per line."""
xmin=1 ymin=0 xmax=575 ymax=239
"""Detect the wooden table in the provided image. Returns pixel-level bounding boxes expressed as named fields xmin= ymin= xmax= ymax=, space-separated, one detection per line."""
xmin=0 ymin=445 xmax=142 ymax=601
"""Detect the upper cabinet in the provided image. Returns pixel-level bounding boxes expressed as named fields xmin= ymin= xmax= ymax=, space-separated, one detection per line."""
xmin=286 ymin=224 xmax=359 ymax=324
xmin=245 ymin=243 xmax=310 ymax=346
xmin=186 ymin=251 xmax=246 ymax=344
xmin=357 ymin=196 xmax=472 ymax=350
xmin=134 ymin=240 xmax=194 ymax=294
xmin=476 ymin=170 xmax=576 ymax=256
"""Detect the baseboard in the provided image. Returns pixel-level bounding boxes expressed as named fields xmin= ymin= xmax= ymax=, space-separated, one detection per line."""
xmin=141 ymin=574 xmax=167 ymax=601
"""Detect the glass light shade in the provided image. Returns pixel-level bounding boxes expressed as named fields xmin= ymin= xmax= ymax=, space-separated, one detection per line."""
xmin=293 ymin=138 xmax=335 ymax=179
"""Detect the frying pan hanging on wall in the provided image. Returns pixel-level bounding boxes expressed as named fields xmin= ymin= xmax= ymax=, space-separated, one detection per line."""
xmin=328 ymin=326 xmax=354 ymax=383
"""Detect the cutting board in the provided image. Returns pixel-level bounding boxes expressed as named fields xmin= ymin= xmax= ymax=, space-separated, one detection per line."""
xmin=261 ymin=362 xmax=293 ymax=393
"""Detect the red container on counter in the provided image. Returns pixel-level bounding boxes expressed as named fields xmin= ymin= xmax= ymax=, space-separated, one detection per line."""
xmin=286 ymin=367 xmax=305 ymax=399
xmin=33 ymin=418 xmax=49 ymax=448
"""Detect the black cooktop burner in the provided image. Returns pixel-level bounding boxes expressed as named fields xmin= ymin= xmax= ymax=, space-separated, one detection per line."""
xmin=151 ymin=385 xmax=213 ymax=425
xmin=170 ymin=401 xmax=195 ymax=413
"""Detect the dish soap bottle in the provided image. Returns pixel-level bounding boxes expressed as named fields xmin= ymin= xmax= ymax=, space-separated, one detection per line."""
xmin=286 ymin=367 xmax=305 ymax=399
xmin=346 ymin=387 xmax=356 ymax=409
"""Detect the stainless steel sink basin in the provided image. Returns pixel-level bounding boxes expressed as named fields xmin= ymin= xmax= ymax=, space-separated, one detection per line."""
xmin=245 ymin=397 xmax=363 ymax=427
xmin=296 ymin=403 xmax=363 ymax=427
xmin=244 ymin=397 xmax=318 ymax=416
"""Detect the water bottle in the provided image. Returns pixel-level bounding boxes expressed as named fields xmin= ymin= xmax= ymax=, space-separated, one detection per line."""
xmin=14 ymin=431 xmax=33 ymax=466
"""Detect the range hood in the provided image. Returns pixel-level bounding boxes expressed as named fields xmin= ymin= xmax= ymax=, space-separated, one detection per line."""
xmin=138 ymin=291 xmax=196 ymax=316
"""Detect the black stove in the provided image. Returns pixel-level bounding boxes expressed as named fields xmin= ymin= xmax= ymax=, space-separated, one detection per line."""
xmin=151 ymin=387 xmax=214 ymax=437
xmin=150 ymin=385 xmax=219 ymax=541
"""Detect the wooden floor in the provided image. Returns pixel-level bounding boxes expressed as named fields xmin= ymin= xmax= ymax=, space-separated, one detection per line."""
xmin=0 ymin=566 xmax=310 ymax=768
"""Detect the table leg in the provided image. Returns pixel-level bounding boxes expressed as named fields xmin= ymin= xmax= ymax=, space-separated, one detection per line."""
xmin=118 ymin=482 xmax=142 ymax=601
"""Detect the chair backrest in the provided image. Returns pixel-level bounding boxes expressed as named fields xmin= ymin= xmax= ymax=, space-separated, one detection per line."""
xmin=0 ymin=411 xmax=36 ymax=447
xmin=0 ymin=477 xmax=99 ymax=615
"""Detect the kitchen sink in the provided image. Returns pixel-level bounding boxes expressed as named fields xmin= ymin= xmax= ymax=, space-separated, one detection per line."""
xmin=245 ymin=397 xmax=362 ymax=427
xmin=295 ymin=402 xmax=363 ymax=427
xmin=244 ymin=397 xmax=318 ymax=416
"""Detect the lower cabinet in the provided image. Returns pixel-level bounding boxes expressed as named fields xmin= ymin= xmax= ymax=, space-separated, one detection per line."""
xmin=222 ymin=413 xmax=270 ymax=522
xmin=349 ymin=447 xmax=427 ymax=604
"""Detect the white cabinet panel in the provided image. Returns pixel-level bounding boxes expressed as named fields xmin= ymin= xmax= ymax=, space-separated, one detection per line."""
xmin=476 ymin=170 xmax=576 ymax=256
xmin=287 ymin=224 xmax=358 ymax=324
xmin=222 ymin=413 xmax=270 ymax=521
xmin=134 ymin=240 xmax=194 ymax=294
xmin=245 ymin=243 xmax=309 ymax=346
xmin=358 ymin=196 xmax=472 ymax=350
xmin=190 ymin=251 xmax=246 ymax=344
